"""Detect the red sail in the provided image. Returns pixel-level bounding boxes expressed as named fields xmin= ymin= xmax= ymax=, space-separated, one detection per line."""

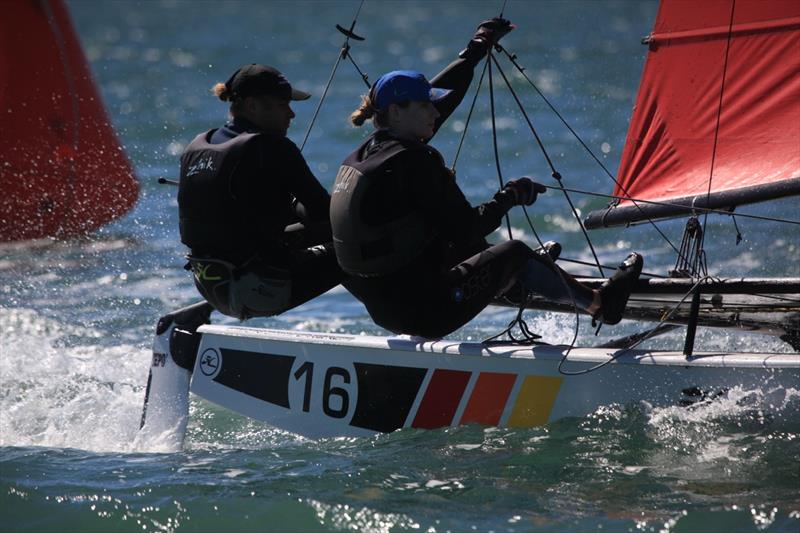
xmin=587 ymin=0 xmax=800 ymax=227
xmin=0 ymin=0 xmax=138 ymax=242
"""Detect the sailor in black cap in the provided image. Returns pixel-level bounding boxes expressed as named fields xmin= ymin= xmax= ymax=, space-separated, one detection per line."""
xmin=178 ymin=64 xmax=344 ymax=319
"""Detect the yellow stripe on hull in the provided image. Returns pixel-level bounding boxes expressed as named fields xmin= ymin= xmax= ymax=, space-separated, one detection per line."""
xmin=507 ymin=375 xmax=563 ymax=427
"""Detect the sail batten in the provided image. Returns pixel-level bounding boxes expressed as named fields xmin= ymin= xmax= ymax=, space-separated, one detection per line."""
xmin=646 ymin=15 xmax=800 ymax=45
xmin=585 ymin=0 xmax=800 ymax=229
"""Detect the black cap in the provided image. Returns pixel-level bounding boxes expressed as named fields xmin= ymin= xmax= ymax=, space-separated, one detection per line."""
xmin=225 ymin=64 xmax=311 ymax=101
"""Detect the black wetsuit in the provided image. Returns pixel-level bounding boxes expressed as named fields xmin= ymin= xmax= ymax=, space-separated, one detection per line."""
xmin=178 ymin=117 xmax=343 ymax=318
xmin=331 ymin=46 xmax=541 ymax=338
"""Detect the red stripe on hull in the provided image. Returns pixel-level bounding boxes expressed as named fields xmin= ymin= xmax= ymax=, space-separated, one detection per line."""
xmin=411 ymin=369 xmax=471 ymax=429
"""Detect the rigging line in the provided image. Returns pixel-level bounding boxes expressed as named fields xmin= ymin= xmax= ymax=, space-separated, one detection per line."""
xmin=486 ymin=0 xmax=578 ymax=356
xmin=299 ymin=0 xmax=367 ymax=152
xmin=490 ymin=54 xmax=605 ymax=277
xmin=546 ymin=185 xmax=800 ymax=226
xmin=299 ymin=52 xmax=343 ymax=152
xmin=484 ymin=42 xmax=582 ymax=350
xmin=494 ymin=44 xmax=684 ymax=260
xmin=518 ymin=205 xmax=583 ymax=370
xmin=451 ymin=57 xmax=489 ymax=172
xmin=451 ymin=0 xmax=511 ymax=171
xmin=344 ymin=50 xmax=371 ymax=89
xmin=731 ymin=213 xmax=743 ymax=245
xmin=499 ymin=0 xmax=509 ymax=18
xmin=487 ymin=48 xmax=514 ymax=240
xmin=700 ymin=0 xmax=738 ymax=251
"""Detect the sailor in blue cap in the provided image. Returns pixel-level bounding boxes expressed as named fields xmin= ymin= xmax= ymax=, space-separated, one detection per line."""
xmin=330 ymin=19 xmax=643 ymax=338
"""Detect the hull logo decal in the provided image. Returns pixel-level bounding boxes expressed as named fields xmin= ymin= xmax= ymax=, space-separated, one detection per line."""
xmin=199 ymin=348 xmax=220 ymax=377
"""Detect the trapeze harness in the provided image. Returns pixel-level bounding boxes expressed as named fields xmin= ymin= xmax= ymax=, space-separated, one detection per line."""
xmin=179 ymin=130 xmax=293 ymax=319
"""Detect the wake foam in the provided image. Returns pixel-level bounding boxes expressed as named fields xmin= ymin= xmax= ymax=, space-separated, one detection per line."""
xmin=0 ymin=307 xmax=151 ymax=453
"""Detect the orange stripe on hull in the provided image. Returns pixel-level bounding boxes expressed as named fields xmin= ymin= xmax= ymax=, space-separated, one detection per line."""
xmin=459 ymin=372 xmax=516 ymax=426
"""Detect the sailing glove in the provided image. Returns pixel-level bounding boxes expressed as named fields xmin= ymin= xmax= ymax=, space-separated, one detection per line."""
xmin=459 ymin=17 xmax=515 ymax=62
xmin=474 ymin=17 xmax=514 ymax=46
xmin=503 ymin=177 xmax=546 ymax=206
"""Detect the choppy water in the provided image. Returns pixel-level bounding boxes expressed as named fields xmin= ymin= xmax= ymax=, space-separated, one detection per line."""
xmin=2 ymin=1 xmax=799 ymax=531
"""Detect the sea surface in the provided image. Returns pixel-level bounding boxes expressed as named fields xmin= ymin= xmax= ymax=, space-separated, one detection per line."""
xmin=2 ymin=1 xmax=799 ymax=531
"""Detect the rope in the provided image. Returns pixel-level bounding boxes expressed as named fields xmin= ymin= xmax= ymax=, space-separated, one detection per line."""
xmin=299 ymin=0 xmax=367 ymax=152
xmin=480 ymin=13 xmax=583 ymax=349
xmin=731 ymin=213 xmax=743 ymax=245
xmin=487 ymin=49 xmax=514 ymax=240
xmin=344 ymin=49 xmax=371 ymax=89
xmin=499 ymin=0 xmax=509 ymax=18
xmin=483 ymin=304 xmax=543 ymax=345
xmin=672 ymin=217 xmax=707 ymax=278
xmin=494 ymin=44 xmax=685 ymax=260
xmin=519 ymin=205 xmax=583 ymax=361
xmin=478 ymin=6 xmax=582 ymax=357
xmin=451 ymin=58 xmax=489 ymax=173
xmin=490 ymin=54 xmax=605 ymax=277
xmin=700 ymin=0 xmax=737 ymax=251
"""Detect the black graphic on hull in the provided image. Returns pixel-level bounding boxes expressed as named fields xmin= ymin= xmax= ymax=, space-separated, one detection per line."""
xmin=214 ymin=349 xmax=296 ymax=408
xmin=349 ymin=363 xmax=427 ymax=432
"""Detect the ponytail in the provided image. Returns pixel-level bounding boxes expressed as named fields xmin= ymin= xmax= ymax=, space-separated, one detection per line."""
xmin=350 ymin=94 xmax=376 ymax=127
xmin=351 ymin=93 xmax=398 ymax=128
xmin=211 ymin=82 xmax=243 ymax=115
xmin=212 ymin=82 xmax=232 ymax=101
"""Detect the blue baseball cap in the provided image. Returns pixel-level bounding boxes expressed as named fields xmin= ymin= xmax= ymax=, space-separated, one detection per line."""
xmin=371 ymin=70 xmax=452 ymax=110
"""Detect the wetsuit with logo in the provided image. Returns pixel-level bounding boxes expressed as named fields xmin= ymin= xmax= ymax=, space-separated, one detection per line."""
xmin=331 ymin=41 xmax=549 ymax=338
xmin=331 ymin=40 xmax=599 ymax=338
xmin=333 ymin=129 xmax=541 ymax=338
xmin=178 ymin=117 xmax=343 ymax=318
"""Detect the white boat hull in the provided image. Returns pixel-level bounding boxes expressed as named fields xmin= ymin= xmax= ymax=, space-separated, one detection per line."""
xmin=188 ymin=325 xmax=799 ymax=439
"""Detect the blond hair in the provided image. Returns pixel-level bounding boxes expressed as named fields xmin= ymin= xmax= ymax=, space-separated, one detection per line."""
xmin=211 ymin=82 xmax=243 ymax=115
xmin=350 ymin=93 xmax=393 ymax=128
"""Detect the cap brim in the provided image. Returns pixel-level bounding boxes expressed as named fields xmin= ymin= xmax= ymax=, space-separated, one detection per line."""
xmin=429 ymin=87 xmax=452 ymax=103
xmin=291 ymin=88 xmax=312 ymax=101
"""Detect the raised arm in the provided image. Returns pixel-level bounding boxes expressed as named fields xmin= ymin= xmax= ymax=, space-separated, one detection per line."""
xmin=428 ymin=18 xmax=514 ymax=135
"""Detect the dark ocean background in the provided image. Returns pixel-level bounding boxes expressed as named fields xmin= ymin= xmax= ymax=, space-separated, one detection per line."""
xmin=2 ymin=1 xmax=798 ymax=531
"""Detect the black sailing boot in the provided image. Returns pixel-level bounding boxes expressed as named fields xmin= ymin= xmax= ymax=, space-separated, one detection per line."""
xmin=593 ymin=252 xmax=643 ymax=325
xmin=535 ymin=240 xmax=562 ymax=263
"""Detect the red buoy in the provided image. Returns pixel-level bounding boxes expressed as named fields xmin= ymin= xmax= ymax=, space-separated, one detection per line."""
xmin=1 ymin=0 xmax=139 ymax=242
